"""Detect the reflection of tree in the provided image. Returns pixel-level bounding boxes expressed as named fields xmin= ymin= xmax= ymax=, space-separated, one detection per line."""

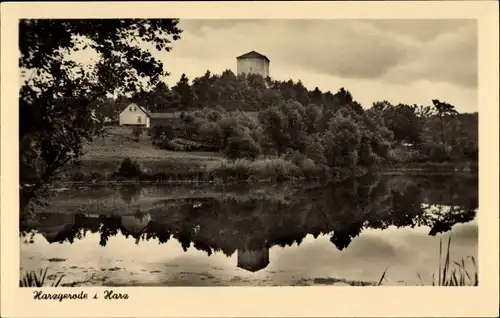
xmin=21 ymin=175 xmax=477 ymax=258
xmin=98 ymin=216 xmax=121 ymax=247
xmin=330 ymin=221 xmax=364 ymax=251
xmin=118 ymin=185 xmax=141 ymax=205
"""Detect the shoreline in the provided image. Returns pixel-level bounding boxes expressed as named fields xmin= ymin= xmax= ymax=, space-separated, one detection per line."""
xmin=45 ymin=166 xmax=477 ymax=188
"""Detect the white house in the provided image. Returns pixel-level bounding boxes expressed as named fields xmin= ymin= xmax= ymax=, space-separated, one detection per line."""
xmin=119 ymin=103 xmax=151 ymax=128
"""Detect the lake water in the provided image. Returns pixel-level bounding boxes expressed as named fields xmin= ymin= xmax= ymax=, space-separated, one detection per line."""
xmin=20 ymin=174 xmax=478 ymax=286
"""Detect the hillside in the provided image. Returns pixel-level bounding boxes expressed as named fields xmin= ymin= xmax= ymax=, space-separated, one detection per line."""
xmin=82 ymin=126 xmax=221 ymax=161
xmin=54 ymin=126 xmax=224 ymax=180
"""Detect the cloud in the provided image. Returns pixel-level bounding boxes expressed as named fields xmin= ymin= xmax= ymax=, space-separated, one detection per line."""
xmin=60 ymin=19 xmax=478 ymax=112
xmin=171 ymin=19 xmax=477 ymax=89
xmin=382 ymin=21 xmax=477 ymax=88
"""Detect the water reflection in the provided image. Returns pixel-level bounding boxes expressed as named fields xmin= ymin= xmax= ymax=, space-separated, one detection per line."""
xmin=20 ymin=175 xmax=478 ymax=275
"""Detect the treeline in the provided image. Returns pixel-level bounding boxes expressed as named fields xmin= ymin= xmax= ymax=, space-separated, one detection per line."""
xmin=22 ymin=175 xmax=477 ymax=252
xmin=372 ymin=100 xmax=478 ymax=164
xmin=94 ymin=70 xmax=477 ymax=179
xmin=94 ymin=69 xmax=370 ymax=117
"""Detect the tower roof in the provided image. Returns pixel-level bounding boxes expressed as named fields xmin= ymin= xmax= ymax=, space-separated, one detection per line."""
xmin=236 ymin=51 xmax=270 ymax=62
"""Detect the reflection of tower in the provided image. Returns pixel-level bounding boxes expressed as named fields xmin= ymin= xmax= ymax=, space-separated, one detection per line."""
xmin=237 ymin=246 xmax=270 ymax=272
xmin=120 ymin=213 xmax=151 ymax=238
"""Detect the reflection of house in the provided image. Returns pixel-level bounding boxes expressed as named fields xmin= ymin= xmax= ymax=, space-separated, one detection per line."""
xmin=119 ymin=103 xmax=151 ymax=127
xmin=35 ymin=214 xmax=76 ymax=243
xmin=120 ymin=214 xmax=151 ymax=238
xmin=76 ymin=214 xmax=102 ymax=233
xmin=237 ymin=247 xmax=270 ymax=272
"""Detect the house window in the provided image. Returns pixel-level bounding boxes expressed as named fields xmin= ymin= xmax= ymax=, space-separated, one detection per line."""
xmin=134 ymin=107 xmax=137 ymax=111
xmin=129 ymin=107 xmax=133 ymax=111
xmin=137 ymin=116 xmax=142 ymax=123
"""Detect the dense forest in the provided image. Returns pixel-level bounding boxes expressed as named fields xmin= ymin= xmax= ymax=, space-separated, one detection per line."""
xmin=95 ymin=70 xmax=478 ymax=177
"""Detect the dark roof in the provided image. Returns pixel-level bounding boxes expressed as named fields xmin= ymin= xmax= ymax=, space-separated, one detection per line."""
xmin=124 ymin=103 xmax=149 ymax=116
xmin=236 ymin=51 xmax=270 ymax=62
xmin=138 ymin=105 xmax=149 ymax=114
xmin=149 ymin=112 xmax=180 ymax=119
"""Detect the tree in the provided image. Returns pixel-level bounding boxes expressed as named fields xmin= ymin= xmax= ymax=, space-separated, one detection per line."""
xmin=92 ymin=97 xmax=119 ymax=124
xmin=173 ymin=73 xmax=193 ymax=109
xmin=432 ymin=99 xmax=458 ymax=144
xmin=19 ymin=19 xmax=182 ymax=215
xmin=305 ymin=104 xmax=322 ymax=134
xmin=323 ymin=114 xmax=362 ymax=169
xmin=293 ymin=80 xmax=311 ymax=106
xmin=304 ymin=134 xmax=327 ymax=165
xmin=309 ymin=87 xmax=324 ymax=106
xmin=192 ymin=70 xmax=213 ymax=108
xmin=371 ymin=101 xmax=422 ymax=145
xmin=258 ymin=106 xmax=289 ymax=156
xmin=279 ymin=100 xmax=308 ymax=152
xmin=142 ymin=82 xmax=179 ymax=112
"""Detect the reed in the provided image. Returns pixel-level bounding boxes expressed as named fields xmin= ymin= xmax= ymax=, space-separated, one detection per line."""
xmin=19 ymin=267 xmax=65 ymax=287
xmin=430 ymin=236 xmax=478 ymax=286
xmin=377 ymin=235 xmax=478 ymax=286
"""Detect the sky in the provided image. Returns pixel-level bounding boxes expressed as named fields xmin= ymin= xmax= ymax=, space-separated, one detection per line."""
xmin=157 ymin=19 xmax=477 ymax=113
xmin=54 ymin=19 xmax=478 ymax=113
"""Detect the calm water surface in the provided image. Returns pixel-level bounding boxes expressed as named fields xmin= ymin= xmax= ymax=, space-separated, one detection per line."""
xmin=20 ymin=175 xmax=478 ymax=286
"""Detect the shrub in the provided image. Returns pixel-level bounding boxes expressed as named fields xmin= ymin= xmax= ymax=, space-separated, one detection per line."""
xmin=389 ymin=146 xmax=412 ymax=163
xmin=420 ymin=142 xmax=451 ymax=162
xmin=304 ymin=135 xmax=327 ymax=165
xmin=248 ymin=157 xmax=303 ymax=182
xmin=299 ymin=158 xmax=325 ymax=179
xmin=206 ymin=110 xmax=223 ymax=122
xmin=223 ymin=133 xmax=261 ymax=160
xmin=70 ymin=171 xmax=86 ymax=182
xmin=117 ymin=157 xmax=142 ymax=178
xmin=205 ymin=159 xmax=251 ymax=181
xmin=151 ymin=124 xmax=174 ymax=141
xmin=197 ymin=121 xmax=224 ymax=149
xmin=90 ymin=172 xmax=103 ymax=181
xmin=284 ymin=149 xmax=307 ymax=166
xmin=132 ymin=126 xmax=143 ymax=141
xmin=158 ymin=138 xmax=217 ymax=152
xmin=205 ymin=157 xmax=303 ymax=182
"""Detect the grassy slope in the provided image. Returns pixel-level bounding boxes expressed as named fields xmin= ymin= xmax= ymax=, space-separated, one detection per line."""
xmin=82 ymin=126 xmax=221 ymax=161
xmin=57 ymin=126 xmax=223 ymax=178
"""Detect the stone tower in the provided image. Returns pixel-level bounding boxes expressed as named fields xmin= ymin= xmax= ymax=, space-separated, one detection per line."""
xmin=236 ymin=50 xmax=270 ymax=78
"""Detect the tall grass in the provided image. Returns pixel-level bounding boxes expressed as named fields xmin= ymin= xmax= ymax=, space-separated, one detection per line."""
xmin=377 ymin=235 xmax=478 ymax=286
xmin=429 ymin=236 xmax=478 ymax=286
xmin=205 ymin=157 xmax=304 ymax=182
xmin=20 ymin=267 xmax=65 ymax=287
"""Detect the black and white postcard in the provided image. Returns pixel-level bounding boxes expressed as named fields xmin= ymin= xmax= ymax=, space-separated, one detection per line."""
xmin=1 ymin=1 xmax=498 ymax=317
